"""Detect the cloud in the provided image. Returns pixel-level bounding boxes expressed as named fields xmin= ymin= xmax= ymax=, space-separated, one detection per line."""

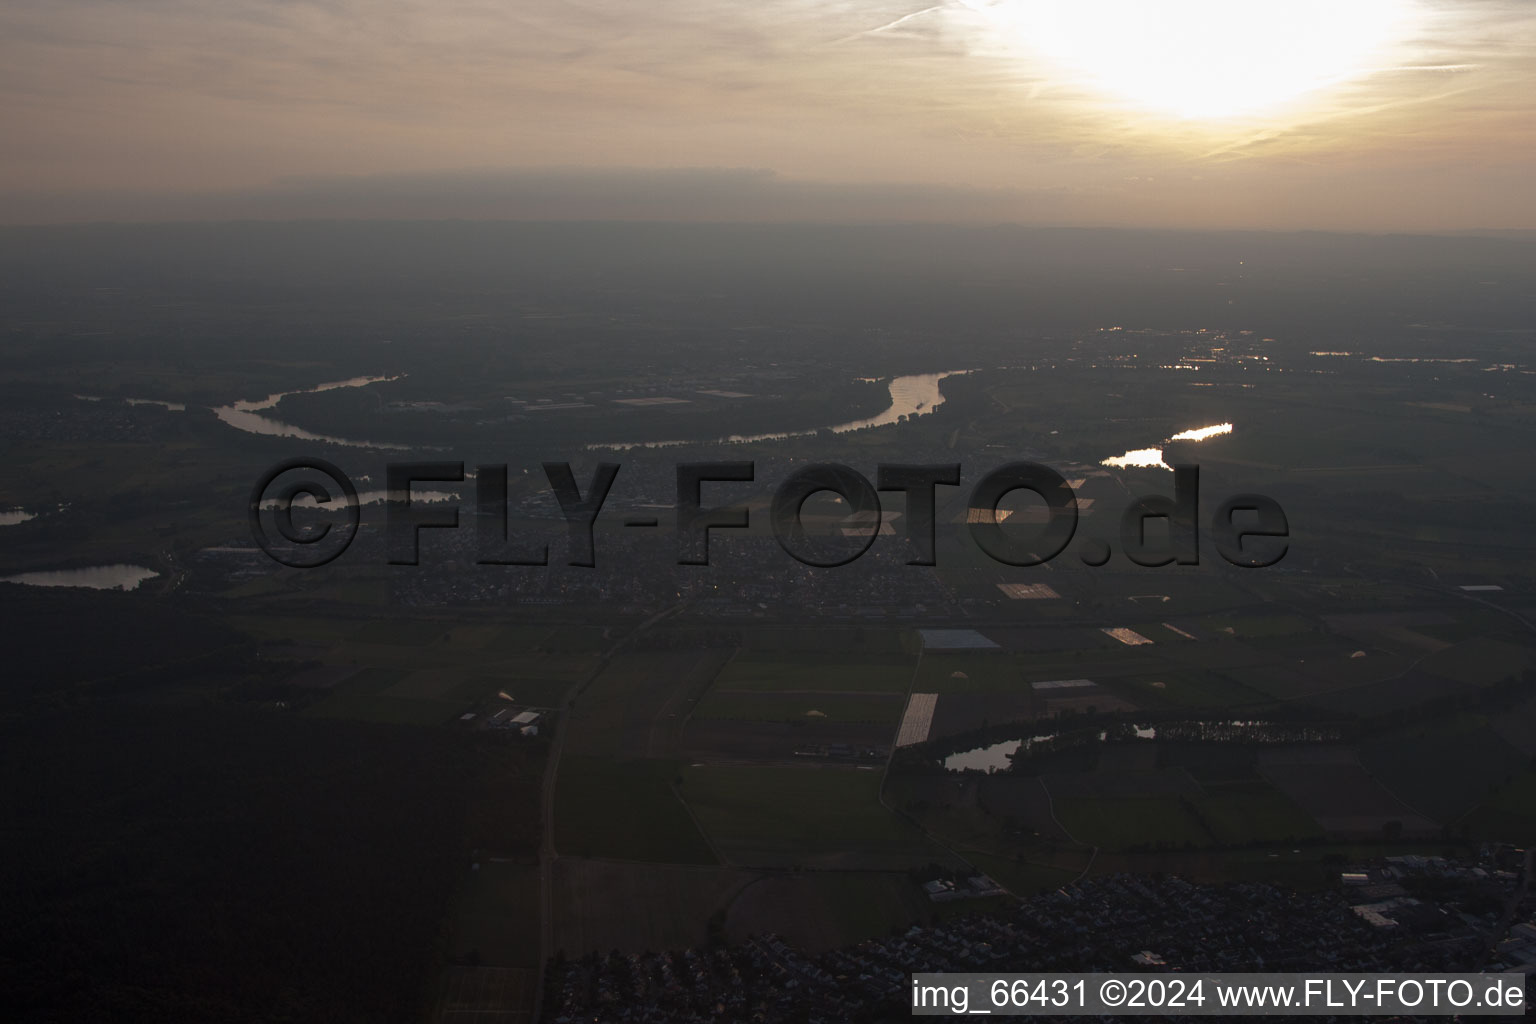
xmin=0 ymin=165 xmax=1083 ymax=224
xmin=0 ymin=1 xmax=1531 ymax=228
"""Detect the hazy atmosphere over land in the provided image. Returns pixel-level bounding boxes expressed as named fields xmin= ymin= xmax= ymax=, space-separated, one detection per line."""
xmin=2 ymin=0 xmax=1534 ymax=229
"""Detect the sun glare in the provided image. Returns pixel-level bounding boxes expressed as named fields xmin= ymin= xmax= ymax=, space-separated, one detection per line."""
xmin=985 ymin=0 xmax=1420 ymax=119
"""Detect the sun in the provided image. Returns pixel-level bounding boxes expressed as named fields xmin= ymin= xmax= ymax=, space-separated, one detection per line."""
xmin=979 ymin=0 xmax=1420 ymax=119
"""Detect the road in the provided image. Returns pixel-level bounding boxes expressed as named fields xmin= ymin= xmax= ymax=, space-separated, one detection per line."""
xmin=530 ymin=599 xmax=689 ymax=1023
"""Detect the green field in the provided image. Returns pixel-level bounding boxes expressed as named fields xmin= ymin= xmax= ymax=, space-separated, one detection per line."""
xmin=693 ymin=691 xmax=903 ymax=724
xmin=1196 ymin=782 xmax=1326 ymax=845
xmin=1420 ymin=637 xmax=1532 ymax=686
xmin=344 ymin=665 xmax=409 ymax=693
xmin=738 ymin=626 xmax=909 ymax=655
xmin=303 ymin=692 xmax=469 ymax=726
xmin=1463 ymin=771 xmax=1536 ymax=843
xmin=712 ymin=652 xmax=913 ymax=693
xmin=444 ymin=859 xmax=542 ymax=967
xmin=1121 ymin=670 xmax=1269 ymax=709
xmin=1359 ymin=720 xmax=1529 ymax=823
xmin=682 ymin=764 xmax=933 ymax=865
xmin=913 ymin=654 xmax=1033 ymax=694
xmin=554 ymin=756 xmax=717 ymax=864
xmin=348 ymin=618 xmax=450 ymax=646
xmin=1195 ymin=613 xmax=1315 ymax=638
xmin=1052 ymin=795 xmax=1210 ymax=850
xmin=723 ymin=871 xmax=957 ymax=950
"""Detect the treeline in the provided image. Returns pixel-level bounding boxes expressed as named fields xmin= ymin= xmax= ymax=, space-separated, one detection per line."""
xmin=894 ymin=665 xmax=1536 ymax=778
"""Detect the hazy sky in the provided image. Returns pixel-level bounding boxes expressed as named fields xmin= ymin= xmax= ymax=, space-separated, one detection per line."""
xmin=2 ymin=0 xmax=1533 ymax=229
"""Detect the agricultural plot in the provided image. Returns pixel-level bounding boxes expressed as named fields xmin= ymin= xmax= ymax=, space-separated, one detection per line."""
xmin=710 ymin=652 xmax=913 ymax=693
xmin=293 ymin=631 xmax=599 ymax=724
xmin=563 ymin=648 xmax=734 ymax=759
xmin=1490 ymin=694 xmax=1536 ymax=756
xmin=681 ymin=764 xmax=937 ymax=868
xmin=1228 ymin=649 xmax=1416 ymax=702
xmin=1033 ymin=683 xmax=1137 ymax=719
xmin=1196 ymin=782 xmax=1326 ymax=845
xmin=1357 ymin=723 xmax=1528 ymax=823
xmin=1121 ymin=670 xmax=1269 ymax=709
xmin=915 ymin=652 xmax=1149 ymax=697
xmin=1043 ymin=763 xmax=1203 ymax=802
xmin=444 ymin=858 xmax=541 ymax=968
xmin=1257 ymin=747 xmax=1439 ymax=836
xmin=348 ymin=618 xmax=450 ymax=646
xmin=926 ymin=692 xmax=1037 ymax=739
xmin=553 ymin=755 xmax=716 ymax=864
xmin=723 ymin=872 xmax=939 ymax=951
xmin=1463 ymin=771 xmax=1536 ymax=843
xmin=693 ymin=691 xmax=904 ymax=725
xmin=1155 ymin=742 xmax=1262 ymax=783
xmin=1051 ymin=795 xmax=1211 ymax=850
xmin=982 ymin=626 xmax=1113 ymax=652
xmin=975 ymin=776 xmax=1076 ymax=844
xmin=1155 ymin=636 xmax=1280 ymax=672
xmin=552 ymin=858 xmax=756 ymax=955
xmin=302 ymin=691 xmax=469 ymax=726
xmin=681 ymin=718 xmax=895 ymax=765
xmin=483 ymin=623 xmax=556 ymax=653
xmin=895 ymin=693 xmax=939 ymax=746
xmin=338 ymin=665 xmax=408 ymax=693
xmin=540 ymin=624 xmax=611 ymax=653
xmin=913 ymin=653 xmax=1030 ymax=694
xmin=381 ymin=667 xmax=473 ymax=700
xmin=1321 ymin=612 xmax=1456 ymax=656
xmin=738 ymin=625 xmax=907 ymax=655
xmin=997 ymin=583 xmax=1061 ymax=600
xmin=920 ymin=628 xmax=1000 ymax=651
xmin=436 ymin=966 xmax=537 ymax=1024
xmin=1194 ymin=613 xmax=1314 ymax=639
xmin=1419 ymin=637 xmax=1533 ymax=686
xmin=1301 ymin=670 xmax=1465 ymax=717
xmin=1047 ymin=771 xmax=1326 ymax=851
xmin=885 ymin=772 xmax=1020 ymax=851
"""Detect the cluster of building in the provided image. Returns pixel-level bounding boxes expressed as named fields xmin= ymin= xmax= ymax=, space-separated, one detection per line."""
xmin=921 ymin=873 xmax=1008 ymax=903
xmin=545 ymin=859 xmax=1532 ymax=1023
xmin=463 ymin=705 xmax=542 ymax=736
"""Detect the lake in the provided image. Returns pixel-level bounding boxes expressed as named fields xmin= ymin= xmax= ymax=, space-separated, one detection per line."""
xmin=1 ymin=564 xmax=160 ymax=591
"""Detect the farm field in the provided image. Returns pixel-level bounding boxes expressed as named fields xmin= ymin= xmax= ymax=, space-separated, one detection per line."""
xmin=722 ymin=871 xmax=952 ymax=951
xmin=681 ymin=718 xmax=894 ymax=765
xmin=1196 ymin=782 xmax=1325 ymax=846
xmin=693 ymin=690 xmax=904 ymax=725
xmin=435 ymin=967 xmax=538 ymax=1024
xmin=1050 ymin=795 xmax=1210 ymax=850
xmin=1417 ymin=637 xmax=1533 ymax=686
xmin=443 ymin=858 xmax=541 ymax=968
xmin=737 ymin=626 xmax=910 ymax=655
xmin=552 ymin=858 xmax=756 ymax=955
xmin=554 ymin=755 xmax=717 ymax=864
xmin=1357 ymin=721 xmax=1529 ymax=824
xmin=1118 ymin=670 xmax=1269 ymax=709
xmin=1462 ymin=771 xmax=1536 ymax=842
xmin=1257 ymin=747 xmax=1439 ymax=836
xmin=681 ymin=764 xmax=938 ymax=868
xmin=710 ymin=652 xmax=913 ymax=693
xmin=563 ymin=648 xmax=734 ymax=759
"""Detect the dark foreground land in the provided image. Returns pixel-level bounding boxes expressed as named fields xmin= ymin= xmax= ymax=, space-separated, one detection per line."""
xmin=2 ymin=223 xmax=1535 ymax=1021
